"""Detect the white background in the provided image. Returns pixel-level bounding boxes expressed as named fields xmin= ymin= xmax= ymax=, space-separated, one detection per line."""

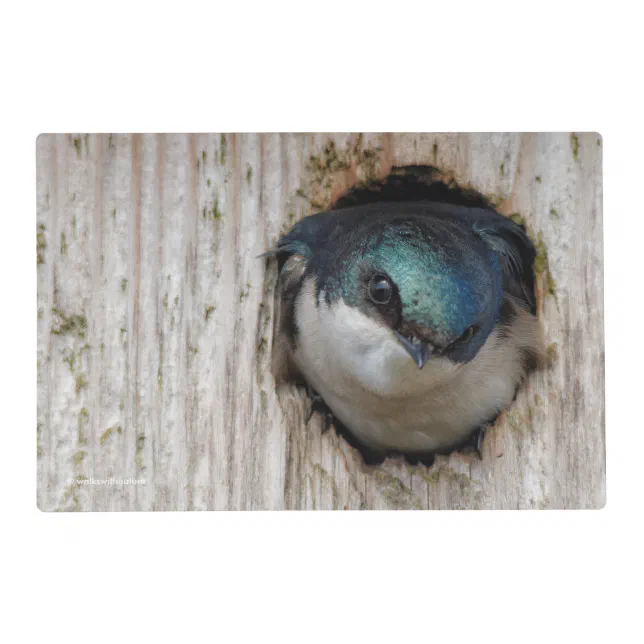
xmin=1 ymin=1 xmax=641 ymax=642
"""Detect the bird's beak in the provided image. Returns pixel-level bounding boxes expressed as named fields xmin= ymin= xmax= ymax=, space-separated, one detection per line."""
xmin=394 ymin=331 xmax=435 ymax=369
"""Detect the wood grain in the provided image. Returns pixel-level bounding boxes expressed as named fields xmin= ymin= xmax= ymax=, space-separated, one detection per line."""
xmin=36 ymin=133 xmax=605 ymax=510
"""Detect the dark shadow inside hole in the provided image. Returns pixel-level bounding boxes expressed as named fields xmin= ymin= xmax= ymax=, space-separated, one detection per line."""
xmin=331 ymin=165 xmax=495 ymax=212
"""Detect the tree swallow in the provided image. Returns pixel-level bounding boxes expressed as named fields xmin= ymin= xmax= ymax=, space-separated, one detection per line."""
xmin=267 ymin=170 xmax=542 ymax=465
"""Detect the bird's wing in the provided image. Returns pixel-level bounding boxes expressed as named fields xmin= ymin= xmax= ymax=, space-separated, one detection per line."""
xmin=269 ymin=252 xmax=308 ymax=383
xmin=264 ymin=211 xmax=342 ymax=382
xmin=470 ymin=211 xmax=537 ymax=314
xmin=263 ymin=211 xmax=339 ymax=266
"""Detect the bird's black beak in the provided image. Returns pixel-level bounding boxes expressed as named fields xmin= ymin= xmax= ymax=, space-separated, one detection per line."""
xmin=394 ymin=331 xmax=435 ymax=369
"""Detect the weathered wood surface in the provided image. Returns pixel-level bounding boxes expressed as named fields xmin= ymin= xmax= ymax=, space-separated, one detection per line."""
xmin=36 ymin=133 xmax=604 ymax=510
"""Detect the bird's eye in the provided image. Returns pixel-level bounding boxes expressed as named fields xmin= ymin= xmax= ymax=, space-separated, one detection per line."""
xmin=368 ymin=275 xmax=393 ymax=305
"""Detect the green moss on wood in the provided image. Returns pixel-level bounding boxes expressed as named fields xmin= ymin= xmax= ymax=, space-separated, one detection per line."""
xmin=121 ymin=278 xmax=128 ymax=293
xmin=549 ymin=207 xmax=559 ymax=219
xmin=509 ymin=213 xmax=526 ymax=227
xmin=205 ymin=305 xmax=216 ymax=321
xmin=204 ymin=197 xmax=223 ymax=221
xmin=37 ymin=224 xmax=47 ymax=265
xmin=372 ymin=469 xmax=423 ymax=509
xmin=483 ymin=192 xmax=500 ymax=208
xmin=257 ymin=336 xmax=268 ymax=359
xmin=546 ymin=342 xmax=558 ymax=366
xmin=534 ymin=235 xmax=556 ymax=296
xmin=135 ymin=434 xmax=146 ymax=470
xmin=73 ymin=136 xmax=82 ymax=158
xmin=100 ymin=424 xmax=122 ymax=446
xmin=220 ymin=134 xmax=227 ymax=165
xmin=297 ymin=135 xmax=383 ymax=212
xmin=239 ymin=284 xmax=251 ymax=302
xmin=77 ymin=408 xmax=89 ymax=446
xmin=75 ymin=374 xmax=88 ymax=395
xmin=535 ymin=176 xmax=542 ymax=183
xmin=157 ymin=341 xmax=164 ymax=389
xmin=59 ymin=482 xmax=82 ymax=512
xmin=60 ymin=232 xmax=68 ymax=255
xmin=570 ymin=133 xmax=580 ymax=161
xmin=62 ymin=349 xmax=77 ymax=374
xmin=212 ymin=200 xmax=222 ymax=220
xmin=309 ymin=463 xmax=342 ymax=507
xmin=51 ymin=308 xmax=87 ymax=338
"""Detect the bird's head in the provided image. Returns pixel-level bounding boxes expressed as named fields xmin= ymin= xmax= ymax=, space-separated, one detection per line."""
xmin=323 ymin=217 xmax=504 ymax=368
xmin=271 ymin=202 xmax=536 ymax=371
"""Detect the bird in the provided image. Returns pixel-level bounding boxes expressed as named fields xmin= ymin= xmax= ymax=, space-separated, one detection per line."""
xmin=266 ymin=167 xmax=542 ymax=465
